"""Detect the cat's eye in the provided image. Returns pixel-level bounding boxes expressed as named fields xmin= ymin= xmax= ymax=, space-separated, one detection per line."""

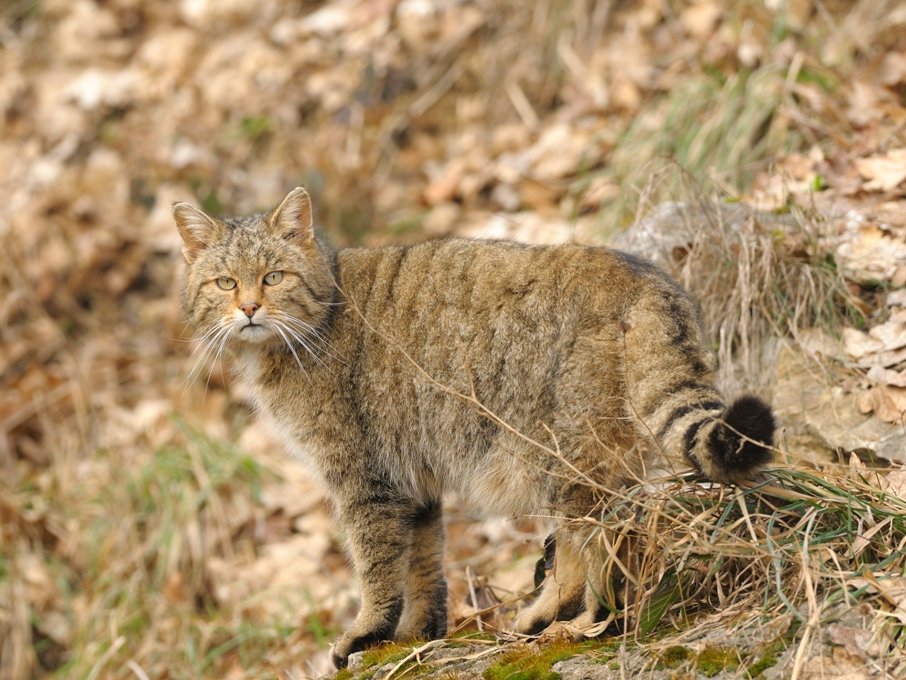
xmin=263 ymin=271 xmax=283 ymax=286
xmin=216 ymin=277 xmax=237 ymax=290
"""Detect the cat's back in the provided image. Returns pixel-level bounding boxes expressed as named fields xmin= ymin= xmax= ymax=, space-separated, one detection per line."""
xmin=336 ymin=237 xmax=664 ymax=326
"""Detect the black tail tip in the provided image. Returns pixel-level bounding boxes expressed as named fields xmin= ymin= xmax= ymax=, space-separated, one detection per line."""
xmin=710 ymin=395 xmax=775 ymax=477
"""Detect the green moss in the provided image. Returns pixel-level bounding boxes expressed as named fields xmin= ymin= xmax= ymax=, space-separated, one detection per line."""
xmin=483 ymin=640 xmax=603 ymax=680
xmin=745 ymin=638 xmax=786 ymax=678
xmin=360 ymin=640 xmax=413 ymax=667
xmin=746 ymin=654 xmax=776 ymax=678
xmin=695 ymin=647 xmax=739 ymax=677
xmin=334 ymin=670 xmax=354 ymax=680
xmin=658 ymin=645 xmax=694 ymax=670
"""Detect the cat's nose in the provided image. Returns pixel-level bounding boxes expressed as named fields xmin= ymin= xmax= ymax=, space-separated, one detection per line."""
xmin=240 ymin=301 xmax=260 ymax=318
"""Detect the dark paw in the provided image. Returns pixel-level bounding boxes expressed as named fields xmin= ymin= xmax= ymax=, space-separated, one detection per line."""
xmin=331 ymin=650 xmax=348 ymax=670
xmin=331 ymin=629 xmax=389 ymax=669
xmin=592 ymin=604 xmax=624 ymax=636
xmin=425 ymin=608 xmax=448 ymax=640
xmin=399 ymin=582 xmax=448 ymax=641
xmin=428 ymin=580 xmax=448 ymax=639
xmin=555 ymin=596 xmax=585 ymax=622
xmin=522 ymin=615 xmax=553 ymax=636
xmin=332 ymin=595 xmax=404 ymax=667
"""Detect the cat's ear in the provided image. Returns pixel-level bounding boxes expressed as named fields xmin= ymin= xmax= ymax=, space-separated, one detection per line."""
xmin=173 ymin=203 xmax=223 ymax=263
xmin=269 ymin=187 xmax=314 ymax=245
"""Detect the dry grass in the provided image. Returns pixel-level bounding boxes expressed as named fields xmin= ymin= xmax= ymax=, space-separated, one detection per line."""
xmin=619 ymin=182 xmax=862 ymax=394
xmin=0 ymin=421 xmax=344 ymax=679
xmin=592 ymin=465 xmax=906 ymax=656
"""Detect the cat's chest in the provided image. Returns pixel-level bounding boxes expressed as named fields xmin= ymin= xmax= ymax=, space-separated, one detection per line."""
xmin=234 ymin=350 xmax=268 ymax=412
xmin=236 ymin=351 xmax=298 ymax=412
xmin=234 ymin=350 xmax=321 ymax=458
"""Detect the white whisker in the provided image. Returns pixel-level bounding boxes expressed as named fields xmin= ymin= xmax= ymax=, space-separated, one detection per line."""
xmin=279 ymin=321 xmax=329 ymax=369
xmin=275 ymin=311 xmax=346 ymax=365
xmin=203 ymin=322 xmax=233 ymax=398
xmin=183 ymin=321 xmax=231 ymax=395
xmin=272 ymin=323 xmax=312 ymax=384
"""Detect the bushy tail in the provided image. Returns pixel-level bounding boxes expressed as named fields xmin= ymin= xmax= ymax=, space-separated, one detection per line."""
xmin=677 ymin=395 xmax=775 ymax=483
xmin=638 ymin=385 xmax=775 ymax=483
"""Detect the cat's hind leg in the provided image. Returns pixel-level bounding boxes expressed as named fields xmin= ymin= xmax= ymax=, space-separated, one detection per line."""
xmin=396 ymin=499 xmax=448 ymax=641
xmin=514 ymin=530 xmax=587 ymax=635
xmin=567 ymin=523 xmax=632 ymax=636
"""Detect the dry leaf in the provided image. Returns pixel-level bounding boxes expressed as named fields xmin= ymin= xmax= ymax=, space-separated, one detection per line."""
xmin=64 ymin=68 xmax=142 ymax=111
xmin=857 ymin=346 xmax=906 ymax=370
xmin=34 ymin=610 xmax=72 ymax=646
xmin=846 ymin=316 xmax=906 ymax=374
xmin=848 ymin=576 xmax=906 ymax=625
xmin=423 ymin=158 xmax=467 ymax=205
xmin=681 ymin=1 xmax=721 ymax=39
xmin=801 ymin=646 xmax=871 ymax=679
xmin=163 ymin=572 xmax=190 ymax=605
xmin=889 ymin=288 xmax=906 ymax=308
xmin=827 ymin=623 xmax=884 ymax=659
xmin=866 ymin=365 xmax=906 ymax=388
xmin=854 ymin=148 xmax=906 ymax=193
xmin=528 ymin=123 xmax=596 ymax=182
xmin=847 ymin=80 xmax=884 ymax=128
xmin=858 ymin=386 xmax=906 ymax=424
xmin=883 ymin=468 xmax=906 ymax=500
xmin=843 ymin=327 xmax=884 ymax=359
xmin=836 ymin=220 xmax=906 ymax=282
xmin=797 ymin=327 xmax=845 ymax=360
xmin=179 ymin=0 xmax=262 ymax=29
xmin=880 ymin=51 xmax=906 ymax=87
xmin=868 ymin=320 xmax=906 ymax=351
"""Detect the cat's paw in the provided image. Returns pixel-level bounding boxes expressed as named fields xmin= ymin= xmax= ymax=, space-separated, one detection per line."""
xmin=513 ymin=604 xmax=554 ymax=637
xmin=514 ymin=584 xmax=585 ymax=637
xmin=330 ymin=629 xmax=385 ymax=669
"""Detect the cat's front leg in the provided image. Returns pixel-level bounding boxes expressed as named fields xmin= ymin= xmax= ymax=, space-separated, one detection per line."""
xmin=396 ymin=499 xmax=447 ymax=641
xmin=330 ymin=491 xmax=412 ymax=669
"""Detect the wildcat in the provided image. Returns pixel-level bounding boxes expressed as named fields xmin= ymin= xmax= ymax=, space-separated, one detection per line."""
xmin=174 ymin=186 xmax=775 ymax=668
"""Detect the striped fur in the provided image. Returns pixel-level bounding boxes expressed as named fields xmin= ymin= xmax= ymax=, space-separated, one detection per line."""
xmin=174 ymin=187 xmax=775 ymax=668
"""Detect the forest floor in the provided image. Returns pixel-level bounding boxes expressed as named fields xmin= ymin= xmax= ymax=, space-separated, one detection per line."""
xmin=1 ymin=1 xmax=906 ymax=678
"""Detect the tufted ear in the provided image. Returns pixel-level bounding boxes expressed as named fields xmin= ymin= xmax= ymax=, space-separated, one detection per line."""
xmin=268 ymin=186 xmax=314 ymax=245
xmin=173 ymin=202 xmax=223 ymax=263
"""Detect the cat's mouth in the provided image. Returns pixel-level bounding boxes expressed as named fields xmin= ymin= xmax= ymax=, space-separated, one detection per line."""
xmin=237 ymin=321 xmax=272 ymax=343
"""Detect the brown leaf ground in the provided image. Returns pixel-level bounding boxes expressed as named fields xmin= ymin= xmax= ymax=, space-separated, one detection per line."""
xmin=1 ymin=1 xmax=905 ymax=678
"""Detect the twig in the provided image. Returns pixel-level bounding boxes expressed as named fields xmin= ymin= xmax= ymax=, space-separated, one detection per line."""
xmin=465 ymin=565 xmax=484 ymax=632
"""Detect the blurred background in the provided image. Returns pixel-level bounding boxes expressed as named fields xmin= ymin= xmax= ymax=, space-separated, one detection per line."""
xmin=1 ymin=0 xmax=905 ymax=677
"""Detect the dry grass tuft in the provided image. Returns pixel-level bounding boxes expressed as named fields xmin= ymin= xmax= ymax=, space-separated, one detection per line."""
xmin=587 ymin=464 xmax=906 ymax=674
xmin=617 ymin=180 xmax=861 ymax=394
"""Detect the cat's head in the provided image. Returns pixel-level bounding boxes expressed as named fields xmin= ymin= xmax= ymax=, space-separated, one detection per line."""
xmin=174 ymin=187 xmax=335 ymax=352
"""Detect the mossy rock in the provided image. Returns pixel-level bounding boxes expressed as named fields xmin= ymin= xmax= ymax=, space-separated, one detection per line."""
xmin=695 ymin=647 xmax=739 ymax=677
xmin=658 ymin=645 xmax=695 ymax=670
xmin=483 ymin=640 xmax=609 ymax=680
